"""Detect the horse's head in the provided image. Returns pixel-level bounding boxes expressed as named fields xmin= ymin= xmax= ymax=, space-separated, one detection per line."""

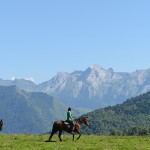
xmin=0 ymin=119 xmax=3 ymax=131
xmin=83 ymin=116 xmax=89 ymax=126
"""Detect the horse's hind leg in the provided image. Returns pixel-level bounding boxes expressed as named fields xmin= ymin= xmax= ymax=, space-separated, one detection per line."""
xmin=48 ymin=129 xmax=57 ymax=141
xmin=58 ymin=130 xmax=62 ymax=141
xmin=48 ymin=133 xmax=54 ymax=141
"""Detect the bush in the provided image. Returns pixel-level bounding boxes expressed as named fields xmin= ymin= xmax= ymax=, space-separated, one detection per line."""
xmin=110 ymin=130 xmax=121 ymax=136
xmin=127 ymin=126 xmax=149 ymax=136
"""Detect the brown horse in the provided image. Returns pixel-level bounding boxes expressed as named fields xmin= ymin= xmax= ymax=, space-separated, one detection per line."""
xmin=47 ymin=116 xmax=89 ymax=142
xmin=0 ymin=119 xmax=3 ymax=131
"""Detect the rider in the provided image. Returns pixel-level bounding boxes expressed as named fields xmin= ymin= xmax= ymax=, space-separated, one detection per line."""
xmin=66 ymin=107 xmax=75 ymax=132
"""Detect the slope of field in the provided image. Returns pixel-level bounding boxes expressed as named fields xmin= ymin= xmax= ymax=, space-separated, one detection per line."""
xmin=0 ymin=134 xmax=150 ymax=150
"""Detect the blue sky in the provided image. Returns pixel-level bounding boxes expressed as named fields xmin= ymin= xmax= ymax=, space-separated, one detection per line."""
xmin=0 ymin=0 xmax=150 ymax=83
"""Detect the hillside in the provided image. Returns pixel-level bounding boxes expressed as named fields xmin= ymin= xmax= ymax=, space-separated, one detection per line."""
xmin=0 ymin=85 xmax=68 ymax=134
xmin=82 ymin=91 xmax=150 ymax=135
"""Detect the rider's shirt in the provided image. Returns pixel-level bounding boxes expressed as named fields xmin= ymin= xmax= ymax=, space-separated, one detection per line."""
xmin=67 ymin=111 xmax=72 ymax=121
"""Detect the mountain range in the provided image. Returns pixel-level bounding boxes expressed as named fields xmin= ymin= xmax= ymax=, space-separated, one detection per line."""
xmin=1 ymin=65 xmax=150 ymax=109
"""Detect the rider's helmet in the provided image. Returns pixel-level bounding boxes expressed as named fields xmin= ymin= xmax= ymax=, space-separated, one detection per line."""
xmin=68 ymin=107 xmax=71 ymax=111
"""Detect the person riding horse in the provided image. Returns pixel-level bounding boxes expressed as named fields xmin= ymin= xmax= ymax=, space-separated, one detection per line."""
xmin=66 ymin=107 xmax=75 ymax=132
xmin=47 ymin=115 xmax=89 ymax=141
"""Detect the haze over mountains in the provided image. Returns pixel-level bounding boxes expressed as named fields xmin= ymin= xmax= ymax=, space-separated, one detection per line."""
xmin=1 ymin=65 xmax=150 ymax=109
xmin=1 ymin=64 xmax=150 ymax=134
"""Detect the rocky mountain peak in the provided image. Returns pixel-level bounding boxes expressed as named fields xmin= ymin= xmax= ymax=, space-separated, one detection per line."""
xmin=51 ymin=72 xmax=69 ymax=84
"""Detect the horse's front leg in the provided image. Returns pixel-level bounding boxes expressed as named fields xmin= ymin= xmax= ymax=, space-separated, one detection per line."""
xmin=76 ymin=130 xmax=81 ymax=140
xmin=72 ymin=133 xmax=75 ymax=141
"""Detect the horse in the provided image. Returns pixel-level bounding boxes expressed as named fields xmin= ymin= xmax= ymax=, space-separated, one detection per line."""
xmin=47 ymin=116 xmax=89 ymax=142
xmin=0 ymin=119 xmax=3 ymax=131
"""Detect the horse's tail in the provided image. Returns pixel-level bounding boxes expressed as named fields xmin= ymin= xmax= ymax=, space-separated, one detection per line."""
xmin=0 ymin=119 xmax=3 ymax=131
xmin=51 ymin=121 xmax=58 ymax=134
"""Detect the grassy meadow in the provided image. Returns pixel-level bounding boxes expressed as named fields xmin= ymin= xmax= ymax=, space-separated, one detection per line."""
xmin=0 ymin=134 xmax=150 ymax=150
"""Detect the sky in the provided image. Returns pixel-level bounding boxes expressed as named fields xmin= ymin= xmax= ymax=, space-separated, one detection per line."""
xmin=0 ymin=0 xmax=150 ymax=83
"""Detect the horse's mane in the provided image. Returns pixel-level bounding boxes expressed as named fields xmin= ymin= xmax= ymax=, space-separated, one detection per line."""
xmin=74 ymin=116 xmax=88 ymax=124
xmin=76 ymin=116 xmax=88 ymax=120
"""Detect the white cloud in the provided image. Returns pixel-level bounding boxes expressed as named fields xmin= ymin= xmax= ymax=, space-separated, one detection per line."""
xmin=24 ymin=77 xmax=34 ymax=82
xmin=11 ymin=77 xmax=17 ymax=80
xmin=11 ymin=76 xmax=34 ymax=82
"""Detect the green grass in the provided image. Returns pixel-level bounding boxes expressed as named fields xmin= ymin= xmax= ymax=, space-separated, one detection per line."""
xmin=0 ymin=134 xmax=150 ymax=150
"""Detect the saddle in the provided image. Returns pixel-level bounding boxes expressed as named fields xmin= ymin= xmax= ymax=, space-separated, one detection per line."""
xmin=62 ymin=120 xmax=70 ymax=125
xmin=63 ymin=121 xmax=69 ymax=125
